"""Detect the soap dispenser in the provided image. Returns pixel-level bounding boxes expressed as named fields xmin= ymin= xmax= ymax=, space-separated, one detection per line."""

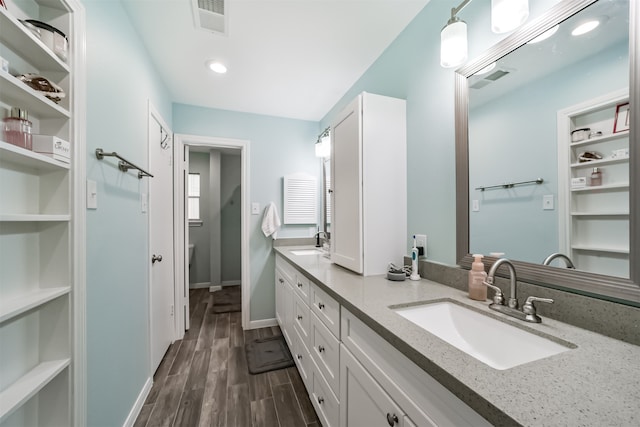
xmin=468 ymin=254 xmax=488 ymax=301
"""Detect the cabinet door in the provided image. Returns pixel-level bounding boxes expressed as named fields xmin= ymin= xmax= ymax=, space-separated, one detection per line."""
xmin=330 ymin=96 xmax=363 ymax=274
xmin=275 ymin=269 xmax=286 ymax=328
xmin=340 ymin=344 xmax=405 ymax=427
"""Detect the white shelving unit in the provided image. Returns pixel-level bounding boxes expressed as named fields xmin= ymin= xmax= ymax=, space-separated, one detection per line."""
xmin=558 ymin=90 xmax=630 ymax=278
xmin=0 ymin=0 xmax=84 ymax=425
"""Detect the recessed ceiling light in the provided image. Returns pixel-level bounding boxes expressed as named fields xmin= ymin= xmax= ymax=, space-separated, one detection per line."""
xmin=572 ymin=20 xmax=599 ymax=36
xmin=528 ymin=25 xmax=559 ymax=44
xmin=475 ymin=62 xmax=497 ymax=75
xmin=206 ymin=60 xmax=227 ymax=74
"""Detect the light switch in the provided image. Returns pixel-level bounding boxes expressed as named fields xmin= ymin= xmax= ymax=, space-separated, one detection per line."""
xmin=87 ymin=179 xmax=97 ymax=209
xmin=543 ymin=195 xmax=554 ymax=210
xmin=472 ymin=199 xmax=480 ymax=212
xmin=251 ymin=202 xmax=261 ymax=215
xmin=141 ymin=192 xmax=148 ymax=213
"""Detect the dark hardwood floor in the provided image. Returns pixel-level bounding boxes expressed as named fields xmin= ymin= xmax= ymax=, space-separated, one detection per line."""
xmin=134 ymin=288 xmax=320 ymax=427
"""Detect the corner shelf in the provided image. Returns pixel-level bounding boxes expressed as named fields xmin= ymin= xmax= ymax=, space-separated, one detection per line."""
xmin=0 ymin=141 xmax=70 ymax=171
xmin=0 ymin=287 xmax=70 ymax=324
xmin=0 ymin=359 xmax=70 ymax=423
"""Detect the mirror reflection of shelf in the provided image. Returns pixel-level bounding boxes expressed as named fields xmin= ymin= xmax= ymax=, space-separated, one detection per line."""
xmin=0 ymin=214 xmax=71 ymax=222
xmin=571 ymin=211 xmax=629 ymax=216
xmin=569 ymin=129 xmax=629 ymax=147
xmin=570 ymin=183 xmax=629 ymax=192
xmin=570 ymin=156 xmax=628 ymax=168
xmin=571 ymin=245 xmax=630 ymax=254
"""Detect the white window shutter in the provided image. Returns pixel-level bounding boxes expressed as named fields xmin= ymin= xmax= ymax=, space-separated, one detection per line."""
xmin=284 ymin=173 xmax=317 ymax=224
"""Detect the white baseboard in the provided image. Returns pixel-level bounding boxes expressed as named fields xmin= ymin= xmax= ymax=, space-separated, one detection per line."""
xmin=123 ymin=376 xmax=152 ymax=427
xmin=222 ymin=280 xmax=241 ymax=286
xmin=190 ymin=282 xmax=211 ymax=289
xmin=248 ymin=318 xmax=278 ymax=330
xmin=209 ymin=285 xmax=222 ymax=292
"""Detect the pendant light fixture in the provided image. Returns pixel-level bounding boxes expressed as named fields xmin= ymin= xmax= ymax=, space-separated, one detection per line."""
xmin=440 ymin=0 xmax=529 ymax=68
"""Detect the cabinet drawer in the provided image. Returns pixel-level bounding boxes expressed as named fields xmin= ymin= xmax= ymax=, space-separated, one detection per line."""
xmin=292 ymin=326 xmax=312 ymax=388
xmin=310 ymin=356 xmax=340 ymax=427
xmin=310 ymin=311 xmax=340 ymax=399
xmin=293 ymin=292 xmax=310 ymax=346
xmin=275 ymin=255 xmax=296 ymax=285
xmin=341 ymin=307 xmax=491 ymax=427
xmin=293 ymin=272 xmax=311 ymax=304
xmin=310 ymin=282 xmax=340 ymax=338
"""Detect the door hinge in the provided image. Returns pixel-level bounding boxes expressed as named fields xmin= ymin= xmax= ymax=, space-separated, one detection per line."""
xmin=170 ymin=305 xmax=174 ymax=316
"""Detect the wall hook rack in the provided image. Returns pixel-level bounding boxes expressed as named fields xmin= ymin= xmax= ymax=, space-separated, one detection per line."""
xmin=95 ymin=148 xmax=154 ymax=179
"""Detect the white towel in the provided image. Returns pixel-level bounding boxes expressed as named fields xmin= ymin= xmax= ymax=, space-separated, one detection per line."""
xmin=261 ymin=202 xmax=281 ymax=239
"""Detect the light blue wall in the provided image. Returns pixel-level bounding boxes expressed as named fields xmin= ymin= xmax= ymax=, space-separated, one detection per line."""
xmin=221 ymin=153 xmax=242 ymax=282
xmin=189 ymin=152 xmax=213 ymax=285
xmin=469 ymin=42 xmax=628 ymax=262
xmin=84 ymin=0 xmax=172 ymax=425
xmin=320 ymin=0 xmax=560 ymax=265
xmin=173 ymin=104 xmax=319 ymax=320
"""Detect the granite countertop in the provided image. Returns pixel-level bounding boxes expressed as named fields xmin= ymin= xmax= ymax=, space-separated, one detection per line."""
xmin=274 ymin=246 xmax=640 ymax=427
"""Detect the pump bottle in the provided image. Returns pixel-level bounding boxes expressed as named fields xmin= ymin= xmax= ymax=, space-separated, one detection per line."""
xmin=468 ymin=254 xmax=488 ymax=301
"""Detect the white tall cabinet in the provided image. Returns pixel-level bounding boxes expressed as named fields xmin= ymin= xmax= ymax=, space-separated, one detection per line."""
xmin=558 ymin=90 xmax=630 ymax=278
xmin=330 ymin=92 xmax=407 ymax=275
xmin=0 ymin=0 xmax=85 ymax=425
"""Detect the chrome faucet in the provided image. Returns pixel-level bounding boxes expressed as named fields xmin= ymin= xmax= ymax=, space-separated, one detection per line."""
xmin=542 ymin=253 xmax=575 ymax=269
xmin=483 ymin=258 xmax=554 ymax=323
xmin=314 ymin=230 xmax=328 ymax=247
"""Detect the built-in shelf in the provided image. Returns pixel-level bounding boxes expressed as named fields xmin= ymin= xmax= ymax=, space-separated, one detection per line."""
xmin=571 ymin=211 xmax=629 ymax=216
xmin=0 ymin=8 xmax=69 ymax=73
xmin=0 ymin=214 xmax=71 ymax=222
xmin=0 ymin=359 xmax=70 ymax=423
xmin=0 ymin=287 xmax=70 ymax=323
xmin=569 ymin=130 xmax=629 ymax=147
xmin=0 ymin=71 xmax=70 ymax=119
xmin=0 ymin=141 xmax=71 ymax=171
xmin=571 ymin=183 xmax=629 ymax=192
xmin=570 ymin=156 xmax=629 ymax=168
xmin=571 ymin=245 xmax=629 ymax=254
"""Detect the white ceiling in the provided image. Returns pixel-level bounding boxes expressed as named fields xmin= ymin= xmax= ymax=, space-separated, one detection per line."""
xmin=121 ymin=0 xmax=430 ymax=122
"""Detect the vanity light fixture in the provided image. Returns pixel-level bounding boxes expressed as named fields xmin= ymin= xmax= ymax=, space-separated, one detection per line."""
xmin=315 ymin=127 xmax=331 ymax=158
xmin=571 ymin=20 xmax=600 ymax=36
xmin=206 ymin=60 xmax=227 ymax=74
xmin=441 ymin=0 xmax=529 ymax=68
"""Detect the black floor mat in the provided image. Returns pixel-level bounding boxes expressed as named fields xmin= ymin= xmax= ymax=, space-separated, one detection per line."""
xmin=245 ymin=335 xmax=294 ymax=374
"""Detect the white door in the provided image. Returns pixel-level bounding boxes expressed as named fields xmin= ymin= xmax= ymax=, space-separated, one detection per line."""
xmin=149 ymin=115 xmax=175 ymax=372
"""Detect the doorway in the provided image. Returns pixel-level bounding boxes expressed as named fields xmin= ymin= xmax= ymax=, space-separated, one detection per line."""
xmin=174 ymin=134 xmax=251 ymax=334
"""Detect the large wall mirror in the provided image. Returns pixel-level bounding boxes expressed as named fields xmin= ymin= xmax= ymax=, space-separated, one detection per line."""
xmin=455 ymin=0 xmax=639 ymax=304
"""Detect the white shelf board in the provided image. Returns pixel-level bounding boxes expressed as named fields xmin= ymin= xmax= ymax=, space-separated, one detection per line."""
xmin=571 ymin=183 xmax=629 ymax=192
xmin=569 ymin=130 xmax=629 ymax=147
xmin=0 ymin=287 xmax=70 ymax=324
xmin=0 ymin=214 xmax=70 ymax=222
xmin=0 ymin=359 xmax=70 ymax=423
xmin=0 ymin=141 xmax=70 ymax=171
xmin=571 ymin=245 xmax=629 ymax=254
xmin=570 ymin=156 xmax=629 ymax=168
xmin=0 ymin=71 xmax=70 ymax=120
xmin=571 ymin=211 xmax=629 ymax=216
xmin=0 ymin=8 xmax=69 ymax=73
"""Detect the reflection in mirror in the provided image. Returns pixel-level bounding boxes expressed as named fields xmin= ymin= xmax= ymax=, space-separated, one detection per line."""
xmin=455 ymin=0 xmax=639 ymax=303
xmin=467 ymin=0 xmax=629 ymax=277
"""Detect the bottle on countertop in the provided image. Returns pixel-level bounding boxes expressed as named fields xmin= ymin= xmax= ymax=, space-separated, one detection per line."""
xmin=468 ymin=254 xmax=488 ymax=301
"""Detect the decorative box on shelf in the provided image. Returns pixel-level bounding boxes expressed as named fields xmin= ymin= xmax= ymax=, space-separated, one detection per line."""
xmin=32 ymin=134 xmax=70 ymax=163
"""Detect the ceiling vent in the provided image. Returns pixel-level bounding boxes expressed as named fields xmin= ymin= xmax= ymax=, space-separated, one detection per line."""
xmin=192 ymin=0 xmax=228 ymax=35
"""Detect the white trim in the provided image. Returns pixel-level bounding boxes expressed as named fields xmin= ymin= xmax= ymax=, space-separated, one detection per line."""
xmin=222 ymin=280 xmax=241 ymax=286
xmin=122 ymin=377 xmax=153 ymax=427
xmin=190 ymin=282 xmax=212 ymax=289
xmin=248 ymin=318 xmax=278 ymax=330
xmin=147 ymin=101 xmax=175 ymax=378
xmin=174 ymin=134 xmax=251 ymax=330
xmin=209 ymin=285 xmax=222 ymax=292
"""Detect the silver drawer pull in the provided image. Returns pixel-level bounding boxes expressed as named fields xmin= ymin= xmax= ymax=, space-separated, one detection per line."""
xmin=279 ymin=278 xmax=284 ymax=284
xmin=297 ymin=354 xmax=302 ymax=360
xmin=318 ymin=345 xmax=325 ymax=353
xmin=318 ymin=302 xmax=325 ymax=310
xmin=297 ymin=315 xmax=303 ymax=320
xmin=297 ymin=282 xmax=303 ymax=288
xmin=318 ymin=397 xmax=324 ymax=404
xmin=386 ymin=413 xmax=399 ymax=426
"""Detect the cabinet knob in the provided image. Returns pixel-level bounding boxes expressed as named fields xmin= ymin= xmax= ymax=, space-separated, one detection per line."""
xmin=297 ymin=315 xmax=303 ymax=320
xmin=386 ymin=413 xmax=399 ymax=426
xmin=318 ymin=397 xmax=324 ymax=405
xmin=152 ymin=254 xmax=163 ymax=264
xmin=318 ymin=345 xmax=325 ymax=353
xmin=318 ymin=302 xmax=325 ymax=310
xmin=297 ymin=354 xmax=302 ymax=360
xmin=297 ymin=282 xmax=303 ymax=288
xmin=328 ymin=189 xmax=333 ymax=193
xmin=279 ymin=278 xmax=284 ymax=284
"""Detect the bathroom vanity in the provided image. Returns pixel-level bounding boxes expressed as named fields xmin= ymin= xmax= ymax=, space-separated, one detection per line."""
xmin=274 ymin=246 xmax=640 ymax=426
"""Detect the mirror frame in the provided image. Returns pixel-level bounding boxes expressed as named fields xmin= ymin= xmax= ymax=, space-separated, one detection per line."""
xmin=455 ymin=0 xmax=639 ymax=305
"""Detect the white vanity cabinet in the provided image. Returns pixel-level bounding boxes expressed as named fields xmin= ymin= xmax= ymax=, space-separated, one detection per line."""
xmin=558 ymin=90 xmax=630 ymax=277
xmin=330 ymin=92 xmax=407 ymax=275
xmin=0 ymin=0 xmax=84 ymax=425
xmin=275 ymin=256 xmax=295 ymax=346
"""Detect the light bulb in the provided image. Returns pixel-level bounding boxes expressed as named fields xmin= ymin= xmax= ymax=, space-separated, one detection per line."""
xmin=206 ymin=60 xmax=227 ymax=74
xmin=441 ymin=19 xmax=468 ymax=68
xmin=572 ymin=20 xmax=600 ymax=36
xmin=492 ymin=0 xmax=529 ymax=33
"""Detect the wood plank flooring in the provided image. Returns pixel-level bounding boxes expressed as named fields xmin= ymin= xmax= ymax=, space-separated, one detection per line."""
xmin=134 ymin=288 xmax=320 ymax=427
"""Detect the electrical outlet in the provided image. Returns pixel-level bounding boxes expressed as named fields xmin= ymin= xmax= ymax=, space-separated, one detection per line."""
xmin=543 ymin=194 xmax=554 ymax=210
xmin=415 ymin=234 xmax=427 ymax=257
xmin=251 ymin=202 xmax=260 ymax=215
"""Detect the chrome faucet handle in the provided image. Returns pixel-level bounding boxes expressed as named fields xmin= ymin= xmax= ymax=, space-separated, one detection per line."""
xmin=522 ymin=296 xmax=554 ymax=323
xmin=483 ymin=278 xmax=504 ymax=305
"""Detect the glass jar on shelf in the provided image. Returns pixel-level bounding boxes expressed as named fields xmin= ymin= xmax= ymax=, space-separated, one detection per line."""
xmin=2 ymin=107 xmax=33 ymax=150
xmin=590 ymin=167 xmax=602 ymax=186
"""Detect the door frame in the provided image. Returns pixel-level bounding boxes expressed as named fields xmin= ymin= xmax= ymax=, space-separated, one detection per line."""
xmin=147 ymin=101 xmax=177 ymax=368
xmin=174 ymin=133 xmax=251 ymax=333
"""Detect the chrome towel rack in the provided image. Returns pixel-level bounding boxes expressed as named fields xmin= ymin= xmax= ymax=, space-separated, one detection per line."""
xmin=95 ymin=148 xmax=153 ymax=179
xmin=476 ymin=178 xmax=543 ymax=191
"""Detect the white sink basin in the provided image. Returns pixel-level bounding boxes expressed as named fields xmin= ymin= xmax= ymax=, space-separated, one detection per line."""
xmin=291 ymin=249 xmax=323 ymax=256
xmin=393 ymin=300 xmax=573 ymax=370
